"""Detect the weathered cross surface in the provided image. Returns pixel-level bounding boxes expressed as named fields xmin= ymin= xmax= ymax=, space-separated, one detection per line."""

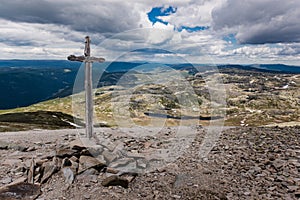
xmin=68 ymin=36 xmax=105 ymax=139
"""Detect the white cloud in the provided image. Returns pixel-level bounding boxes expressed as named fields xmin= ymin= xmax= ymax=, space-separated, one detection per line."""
xmin=212 ymin=0 xmax=300 ymax=44
xmin=160 ymin=0 xmax=226 ymax=28
xmin=0 ymin=0 xmax=298 ymax=65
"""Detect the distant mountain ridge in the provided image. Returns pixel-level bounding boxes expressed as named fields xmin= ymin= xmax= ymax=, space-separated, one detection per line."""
xmin=0 ymin=60 xmax=299 ymax=109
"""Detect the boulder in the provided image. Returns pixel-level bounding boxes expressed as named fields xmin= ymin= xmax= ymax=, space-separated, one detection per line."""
xmin=101 ymin=175 xmax=129 ymax=188
xmin=56 ymin=149 xmax=77 ymax=158
xmin=78 ymin=155 xmax=106 ymax=174
xmin=40 ymin=157 xmax=60 ymax=184
xmin=69 ymin=139 xmax=86 ymax=151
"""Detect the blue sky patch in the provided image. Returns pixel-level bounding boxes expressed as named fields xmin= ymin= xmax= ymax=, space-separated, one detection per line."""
xmin=147 ymin=6 xmax=177 ymax=25
xmin=148 ymin=6 xmax=209 ymax=33
xmin=223 ymin=34 xmax=237 ymax=44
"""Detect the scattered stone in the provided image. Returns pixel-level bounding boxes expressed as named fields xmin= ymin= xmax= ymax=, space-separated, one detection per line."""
xmin=27 ymin=158 xmax=35 ymax=184
xmin=0 ymin=182 xmax=40 ymax=200
xmin=62 ymin=167 xmax=74 ymax=184
xmin=102 ymin=150 xmax=118 ymax=163
xmin=0 ymin=125 xmax=299 ymax=199
xmin=101 ymin=175 xmax=129 ymax=188
xmin=0 ymin=141 xmax=9 ymax=149
xmin=35 ymin=158 xmax=49 ymax=166
xmin=81 ymin=147 xmax=104 ymax=157
xmin=105 ymin=167 xmax=119 ymax=174
xmin=9 ymin=144 xmax=28 ymax=152
xmin=80 ymin=168 xmax=99 ymax=176
xmin=26 ymin=146 xmax=36 ymax=152
xmin=69 ymin=156 xmax=78 ymax=163
xmin=287 ymin=186 xmax=298 ymax=192
xmin=272 ymin=159 xmax=285 ymax=170
xmin=69 ymin=139 xmax=87 ymax=151
xmin=41 ymin=158 xmax=60 ymax=184
xmin=2 ymin=159 xmax=21 ymax=167
xmin=69 ymin=160 xmax=79 ymax=174
xmin=110 ymin=158 xmax=134 ymax=169
xmin=56 ymin=149 xmax=77 ymax=158
xmin=1 ymin=177 xmax=12 ymax=184
xmin=78 ymin=155 xmax=106 ymax=174
xmin=9 ymin=177 xmax=27 ymax=185
xmin=119 ymin=173 xmax=137 ymax=183
xmin=136 ymin=159 xmax=147 ymax=169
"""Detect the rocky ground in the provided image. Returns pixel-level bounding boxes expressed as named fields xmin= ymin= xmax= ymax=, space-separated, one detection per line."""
xmin=0 ymin=126 xmax=299 ymax=199
xmin=1 ymin=66 xmax=298 ymax=131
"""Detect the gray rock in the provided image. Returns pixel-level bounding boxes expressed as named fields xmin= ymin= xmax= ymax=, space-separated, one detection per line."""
xmin=110 ymin=158 xmax=134 ymax=168
xmin=69 ymin=139 xmax=86 ymax=150
xmin=101 ymin=175 xmax=129 ymax=188
xmin=8 ymin=144 xmax=28 ymax=152
xmin=102 ymin=150 xmax=118 ymax=163
xmin=9 ymin=177 xmax=27 ymax=185
xmin=0 ymin=141 xmax=9 ymax=149
xmin=137 ymin=159 xmax=147 ymax=169
xmin=0 ymin=182 xmax=40 ymax=200
xmin=56 ymin=148 xmax=77 ymax=158
xmin=2 ymin=158 xmax=21 ymax=167
xmin=27 ymin=158 xmax=35 ymax=184
xmin=80 ymin=168 xmax=99 ymax=176
xmin=76 ymin=173 xmax=98 ymax=184
xmin=287 ymin=185 xmax=298 ymax=192
xmin=272 ymin=159 xmax=285 ymax=170
xmin=70 ymin=160 xmax=79 ymax=173
xmin=40 ymin=158 xmax=60 ymax=184
xmin=78 ymin=155 xmax=106 ymax=174
xmin=26 ymin=146 xmax=36 ymax=152
xmin=1 ymin=177 xmax=12 ymax=184
xmin=105 ymin=167 xmax=120 ymax=174
xmin=62 ymin=167 xmax=74 ymax=184
xmin=34 ymin=173 xmax=41 ymax=183
xmin=112 ymin=161 xmax=137 ymax=172
xmin=69 ymin=156 xmax=78 ymax=163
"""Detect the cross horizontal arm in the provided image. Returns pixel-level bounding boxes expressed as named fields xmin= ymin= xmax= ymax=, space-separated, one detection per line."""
xmin=88 ymin=57 xmax=105 ymax=62
xmin=67 ymin=55 xmax=105 ymax=63
xmin=67 ymin=55 xmax=85 ymax=62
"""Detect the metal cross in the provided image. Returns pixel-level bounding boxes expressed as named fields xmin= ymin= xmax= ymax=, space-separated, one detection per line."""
xmin=67 ymin=36 xmax=105 ymax=139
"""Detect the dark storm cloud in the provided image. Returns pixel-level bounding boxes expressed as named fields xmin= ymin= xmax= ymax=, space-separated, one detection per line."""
xmin=0 ymin=0 xmax=141 ymax=34
xmin=212 ymin=0 xmax=300 ymax=44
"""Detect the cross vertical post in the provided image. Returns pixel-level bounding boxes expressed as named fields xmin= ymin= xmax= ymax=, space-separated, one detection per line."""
xmin=85 ymin=60 xmax=93 ymax=138
xmin=67 ymin=36 xmax=105 ymax=139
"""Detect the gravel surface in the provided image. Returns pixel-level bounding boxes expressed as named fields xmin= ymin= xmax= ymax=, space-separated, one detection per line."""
xmin=0 ymin=126 xmax=299 ymax=199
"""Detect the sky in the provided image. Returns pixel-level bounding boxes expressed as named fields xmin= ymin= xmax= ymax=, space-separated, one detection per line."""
xmin=0 ymin=0 xmax=299 ymax=65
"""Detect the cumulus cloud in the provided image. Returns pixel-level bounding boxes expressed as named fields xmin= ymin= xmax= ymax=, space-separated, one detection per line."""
xmin=212 ymin=0 xmax=300 ymax=44
xmin=0 ymin=0 xmax=299 ymax=64
xmin=160 ymin=0 xmax=225 ymax=28
xmin=0 ymin=0 xmax=143 ymax=34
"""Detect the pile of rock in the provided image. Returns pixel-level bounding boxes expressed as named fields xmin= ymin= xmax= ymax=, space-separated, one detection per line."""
xmin=25 ymin=138 xmax=139 ymax=188
xmin=0 ymin=137 xmax=141 ymax=200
